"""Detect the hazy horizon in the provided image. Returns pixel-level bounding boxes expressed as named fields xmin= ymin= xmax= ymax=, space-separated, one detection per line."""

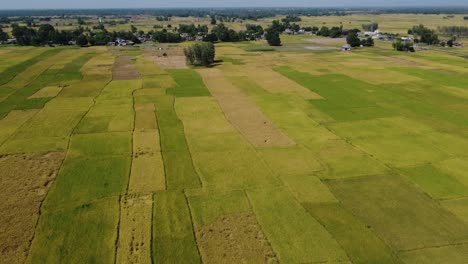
xmin=2 ymin=0 xmax=468 ymax=10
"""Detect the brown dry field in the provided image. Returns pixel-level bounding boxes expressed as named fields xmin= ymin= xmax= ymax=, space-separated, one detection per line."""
xmin=144 ymin=46 xmax=187 ymax=69
xmin=113 ymin=56 xmax=141 ymax=80
xmin=116 ymin=194 xmax=153 ymax=264
xmin=196 ymin=213 xmax=278 ymax=264
xmin=198 ymin=68 xmax=295 ymax=147
xmin=0 ymin=152 xmax=65 ymax=263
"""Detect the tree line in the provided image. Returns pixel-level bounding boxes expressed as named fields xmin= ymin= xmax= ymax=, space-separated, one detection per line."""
xmin=8 ymin=23 xmax=141 ymax=46
xmin=438 ymin=26 xmax=468 ymax=37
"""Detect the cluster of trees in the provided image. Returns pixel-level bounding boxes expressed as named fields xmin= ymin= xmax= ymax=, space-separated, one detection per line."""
xmin=362 ymin=23 xmax=379 ymax=31
xmin=316 ymin=26 xmax=344 ymax=38
xmin=438 ymin=26 xmax=468 ymax=37
xmin=0 ymin=28 xmax=9 ymax=41
xmin=346 ymin=31 xmax=374 ymax=47
xmin=393 ymin=40 xmax=415 ymax=52
xmin=184 ymin=42 xmax=215 ymax=66
xmin=10 ymin=23 xmax=142 ymax=46
xmin=409 ymin=25 xmax=439 ymax=45
xmin=154 ymin=22 xmax=265 ymax=44
xmin=281 ymin=15 xmax=302 ymax=23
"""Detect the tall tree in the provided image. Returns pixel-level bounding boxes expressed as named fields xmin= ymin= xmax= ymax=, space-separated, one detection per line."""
xmin=266 ymin=28 xmax=281 ymax=46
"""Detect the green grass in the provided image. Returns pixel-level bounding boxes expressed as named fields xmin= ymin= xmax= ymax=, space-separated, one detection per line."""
xmin=0 ymin=48 xmax=62 ymax=87
xmin=0 ymin=52 xmax=94 ymax=118
xmin=243 ymin=46 xmax=276 ymax=52
xmin=167 ymin=69 xmax=211 ymax=97
xmin=328 ymin=175 xmax=468 ymax=250
xmin=75 ymin=104 xmax=134 ymax=133
xmin=43 ymin=156 xmax=130 ymax=209
xmin=304 ymin=203 xmax=403 ymax=264
xmin=153 ymin=192 xmax=201 ymax=264
xmin=247 ymin=187 xmax=349 ymax=264
xmin=69 ymin=132 xmax=132 ymax=157
xmin=154 ymin=94 xmax=201 ymax=190
xmin=28 ymin=198 xmax=119 ymax=263
xmin=188 ymin=190 xmax=251 ymax=226
xmin=218 ymin=56 xmax=245 ymax=65
xmin=399 ymin=164 xmax=468 ymax=199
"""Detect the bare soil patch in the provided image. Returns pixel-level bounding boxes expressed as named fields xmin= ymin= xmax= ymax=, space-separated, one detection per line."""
xmin=196 ymin=213 xmax=278 ymax=264
xmin=306 ymin=37 xmax=346 ymax=45
xmin=116 ymin=194 xmax=153 ymax=264
xmin=0 ymin=152 xmax=65 ymax=263
xmin=113 ymin=56 xmax=141 ymax=80
xmin=144 ymin=46 xmax=187 ymax=69
xmin=198 ymin=68 xmax=295 ymax=147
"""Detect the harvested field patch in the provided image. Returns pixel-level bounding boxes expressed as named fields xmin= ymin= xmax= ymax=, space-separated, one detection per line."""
xmin=28 ymin=86 xmax=62 ymax=99
xmin=0 ymin=152 xmax=65 ymax=264
xmin=134 ymin=104 xmax=157 ymax=131
xmin=129 ymin=132 xmax=165 ymax=194
xmin=196 ymin=213 xmax=278 ymax=264
xmin=116 ymin=194 xmax=153 ymax=264
xmin=304 ymin=203 xmax=403 ymax=264
xmin=150 ymin=55 xmax=187 ymax=69
xmin=188 ymin=191 xmax=277 ymax=264
xmin=152 ymin=192 xmax=200 ymax=263
xmin=28 ymin=197 xmax=119 ymax=263
xmin=198 ymin=68 xmax=295 ymax=147
xmin=113 ymin=56 xmax=140 ymax=80
xmin=328 ymin=175 xmax=468 ymax=250
xmin=247 ymin=187 xmax=349 ymax=263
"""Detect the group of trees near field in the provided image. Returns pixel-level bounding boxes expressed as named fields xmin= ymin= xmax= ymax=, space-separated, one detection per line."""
xmin=393 ymin=40 xmax=415 ymax=52
xmin=184 ymin=42 xmax=215 ymax=66
xmin=346 ymin=30 xmax=374 ymax=47
xmin=438 ymin=26 xmax=468 ymax=37
xmin=0 ymin=28 xmax=9 ymax=41
xmin=362 ymin=23 xmax=379 ymax=31
xmin=10 ymin=23 xmax=141 ymax=46
xmin=409 ymin=25 xmax=439 ymax=45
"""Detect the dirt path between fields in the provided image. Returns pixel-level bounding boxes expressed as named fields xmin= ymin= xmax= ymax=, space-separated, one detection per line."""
xmin=198 ymin=68 xmax=296 ymax=147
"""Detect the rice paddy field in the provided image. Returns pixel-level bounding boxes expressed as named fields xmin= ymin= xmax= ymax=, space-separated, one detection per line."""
xmin=1 ymin=23 xmax=468 ymax=263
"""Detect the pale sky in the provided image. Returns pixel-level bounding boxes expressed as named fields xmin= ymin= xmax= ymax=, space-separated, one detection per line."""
xmin=1 ymin=0 xmax=467 ymax=9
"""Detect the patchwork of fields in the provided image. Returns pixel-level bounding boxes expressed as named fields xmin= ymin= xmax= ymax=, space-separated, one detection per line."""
xmin=1 ymin=41 xmax=468 ymax=264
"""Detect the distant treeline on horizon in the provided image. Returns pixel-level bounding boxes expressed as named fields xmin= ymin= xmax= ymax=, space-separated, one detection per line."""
xmin=1 ymin=7 xmax=468 ymax=18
